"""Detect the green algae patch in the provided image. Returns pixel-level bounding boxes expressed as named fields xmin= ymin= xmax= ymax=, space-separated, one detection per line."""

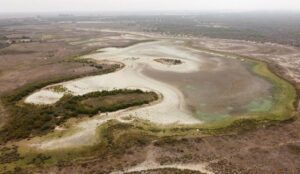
xmin=250 ymin=61 xmax=296 ymax=120
xmin=191 ymin=46 xmax=297 ymax=125
xmin=183 ymin=49 xmax=297 ymax=134
xmin=247 ymin=98 xmax=272 ymax=112
xmin=195 ymin=111 xmax=230 ymax=123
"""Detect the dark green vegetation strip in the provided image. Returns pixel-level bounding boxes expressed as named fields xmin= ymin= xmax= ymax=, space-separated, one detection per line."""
xmin=154 ymin=58 xmax=183 ymax=65
xmin=69 ymin=89 xmax=158 ymax=115
xmin=0 ymin=89 xmax=157 ymax=142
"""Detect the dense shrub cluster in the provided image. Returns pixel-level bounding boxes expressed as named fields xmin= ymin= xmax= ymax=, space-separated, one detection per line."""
xmin=66 ymin=89 xmax=158 ymax=115
xmin=155 ymin=58 xmax=182 ymax=65
xmin=0 ymin=62 xmax=122 ymax=142
xmin=0 ymin=146 xmax=21 ymax=164
xmin=0 ymin=88 xmax=157 ymax=142
xmin=98 ymin=121 xmax=155 ymax=156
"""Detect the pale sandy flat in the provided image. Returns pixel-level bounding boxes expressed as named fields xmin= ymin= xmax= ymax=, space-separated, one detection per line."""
xmin=28 ymin=41 xmax=205 ymax=149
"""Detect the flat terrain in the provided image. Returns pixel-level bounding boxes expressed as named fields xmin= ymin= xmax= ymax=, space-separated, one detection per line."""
xmin=22 ymin=39 xmax=295 ymax=152
xmin=0 ymin=15 xmax=299 ymax=174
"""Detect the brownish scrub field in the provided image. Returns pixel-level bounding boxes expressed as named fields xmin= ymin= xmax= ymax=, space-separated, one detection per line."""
xmin=0 ymin=22 xmax=151 ymax=129
xmin=152 ymin=120 xmax=300 ymax=174
xmin=0 ymin=42 xmax=95 ymax=93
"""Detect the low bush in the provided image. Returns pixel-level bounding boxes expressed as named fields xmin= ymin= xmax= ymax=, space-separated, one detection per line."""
xmin=0 ymin=146 xmax=21 ymax=164
xmin=0 ymin=61 xmax=123 ymax=142
xmin=0 ymin=89 xmax=158 ymax=142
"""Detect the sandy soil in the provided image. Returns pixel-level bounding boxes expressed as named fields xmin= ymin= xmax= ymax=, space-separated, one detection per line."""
xmin=111 ymin=145 xmax=214 ymax=174
xmin=113 ymin=161 xmax=213 ymax=174
xmin=28 ymin=41 xmax=207 ymax=149
xmin=24 ymin=90 xmax=64 ymax=105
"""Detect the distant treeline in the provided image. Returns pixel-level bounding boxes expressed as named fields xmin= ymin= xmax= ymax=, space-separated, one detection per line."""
xmin=107 ymin=13 xmax=300 ymax=47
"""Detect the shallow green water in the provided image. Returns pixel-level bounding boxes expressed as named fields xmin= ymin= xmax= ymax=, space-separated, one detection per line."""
xmin=143 ymin=53 xmax=286 ymax=123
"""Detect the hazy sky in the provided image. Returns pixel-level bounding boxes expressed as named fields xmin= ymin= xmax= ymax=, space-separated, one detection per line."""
xmin=1 ymin=0 xmax=300 ymax=13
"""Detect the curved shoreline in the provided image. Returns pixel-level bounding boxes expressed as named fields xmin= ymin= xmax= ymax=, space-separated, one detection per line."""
xmin=23 ymin=40 xmax=297 ymax=150
xmin=189 ymin=46 xmax=297 ymax=120
xmin=27 ymin=41 xmax=204 ymax=149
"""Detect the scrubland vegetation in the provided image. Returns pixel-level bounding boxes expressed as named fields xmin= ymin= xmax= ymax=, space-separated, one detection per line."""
xmin=0 ymin=120 xmax=159 ymax=173
xmin=126 ymin=13 xmax=300 ymax=47
xmin=154 ymin=58 xmax=182 ymax=65
xmin=0 ymin=87 xmax=157 ymax=142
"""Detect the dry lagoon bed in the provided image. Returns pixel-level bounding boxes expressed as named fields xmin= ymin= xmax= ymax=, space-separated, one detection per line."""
xmin=24 ymin=39 xmax=283 ymax=150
